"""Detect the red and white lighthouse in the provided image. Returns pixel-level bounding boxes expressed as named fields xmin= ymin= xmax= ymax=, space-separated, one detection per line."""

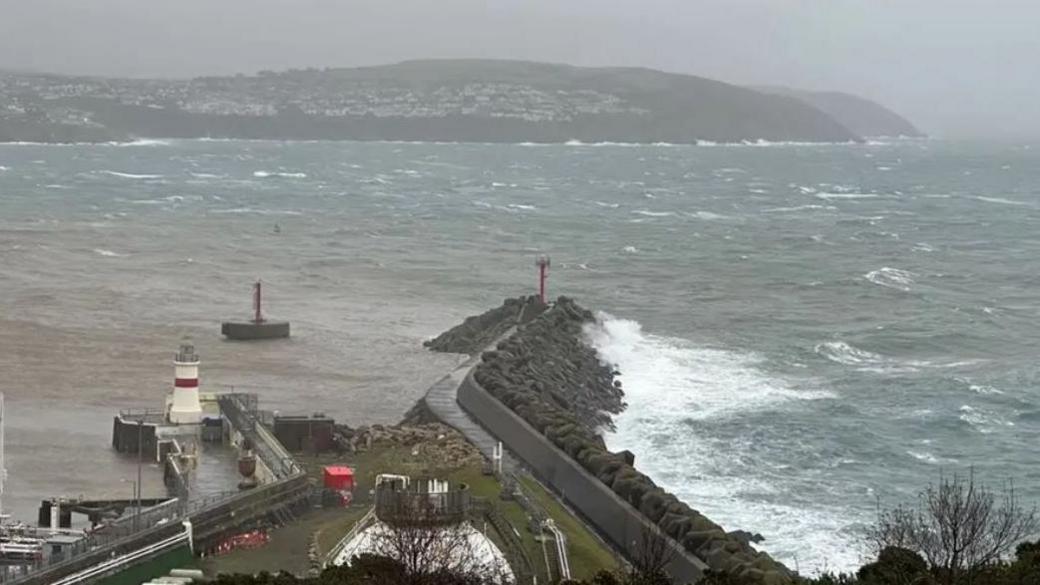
xmin=169 ymin=343 xmax=203 ymax=424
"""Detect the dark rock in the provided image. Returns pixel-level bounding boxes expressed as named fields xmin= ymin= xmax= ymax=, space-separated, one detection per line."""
xmin=616 ymin=449 xmax=636 ymax=466
xmin=427 ymin=295 xmax=792 ymax=584
xmin=728 ymin=530 xmax=766 ymax=545
xmin=425 ymin=296 xmax=544 ymax=355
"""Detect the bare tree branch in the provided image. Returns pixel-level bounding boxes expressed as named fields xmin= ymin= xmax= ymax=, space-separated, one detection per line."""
xmin=868 ymin=471 xmax=1038 ymax=585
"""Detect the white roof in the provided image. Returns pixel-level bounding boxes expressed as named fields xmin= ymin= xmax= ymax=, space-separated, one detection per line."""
xmin=332 ymin=520 xmax=514 ymax=584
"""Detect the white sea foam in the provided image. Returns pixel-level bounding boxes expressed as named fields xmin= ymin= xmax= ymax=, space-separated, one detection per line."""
xmin=591 ymin=317 xmax=834 ymax=422
xmin=632 ymin=210 xmax=675 ymax=217
xmin=189 ymin=172 xmax=224 ymax=179
xmin=622 ymin=245 xmax=639 ymax=253
xmin=561 ymin=140 xmax=680 ymax=147
xmin=976 ymin=196 xmax=1030 ymax=207
xmin=253 ymin=171 xmax=307 ymax=178
xmin=115 ymin=139 xmax=171 ymax=147
xmin=906 ymin=450 xmax=957 ymax=465
xmin=589 ymin=317 xmax=850 ymax=571
xmin=814 ymin=341 xmax=887 ymax=367
xmin=506 ymin=204 xmax=536 ymax=211
xmin=815 ymin=340 xmax=973 ymax=374
xmin=959 ymin=405 xmax=1014 ymax=434
xmin=593 ymin=201 xmax=620 ymax=209
xmin=815 ymin=192 xmax=878 ymax=200
xmin=864 ymin=267 xmax=916 ymax=291
xmin=762 ymin=204 xmax=833 ymax=214
xmin=970 ymin=384 xmax=1004 ymax=395
xmin=92 ymin=248 xmax=126 ymax=257
xmin=690 ymin=211 xmax=727 ymax=220
xmin=98 ymin=170 xmax=164 ymax=179
xmin=209 ymin=208 xmax=303 ymax=216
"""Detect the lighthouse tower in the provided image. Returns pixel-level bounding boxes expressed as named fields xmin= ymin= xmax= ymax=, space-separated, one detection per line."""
xmin=169 ymin=343 xmax=203 ymax=424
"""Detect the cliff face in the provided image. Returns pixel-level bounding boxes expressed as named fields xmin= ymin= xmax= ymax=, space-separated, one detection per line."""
xmin=755 ymin=86 xmax=923 ymax=138
xmin=1 ymin=60 xmax=863 ymax=144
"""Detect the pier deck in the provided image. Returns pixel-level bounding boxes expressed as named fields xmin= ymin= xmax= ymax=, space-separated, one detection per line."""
xmin=423 ymin=333 xmax=518 ymax=473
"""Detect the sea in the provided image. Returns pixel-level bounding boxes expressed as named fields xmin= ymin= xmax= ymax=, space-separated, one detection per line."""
xmin=1 ymin=138 xmax=1038 ymax=573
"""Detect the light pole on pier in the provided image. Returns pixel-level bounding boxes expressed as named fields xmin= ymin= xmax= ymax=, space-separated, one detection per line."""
xmin=136 ymin=419 xmax=143 ymax=532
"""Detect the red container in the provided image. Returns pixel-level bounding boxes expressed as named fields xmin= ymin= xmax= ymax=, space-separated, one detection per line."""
xmin=323 ymin=466 xmax=355 ymax=491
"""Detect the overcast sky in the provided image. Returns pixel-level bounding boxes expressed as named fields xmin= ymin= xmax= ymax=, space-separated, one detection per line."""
xmin=2 ymin=0 xmax=1038 ymax=139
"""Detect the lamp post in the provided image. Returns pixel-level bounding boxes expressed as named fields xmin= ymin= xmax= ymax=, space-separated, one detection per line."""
xmin=136 ymin=419 xmax=143 ymax=532
xmin=121 ymin=478 xmax=137 ymax=532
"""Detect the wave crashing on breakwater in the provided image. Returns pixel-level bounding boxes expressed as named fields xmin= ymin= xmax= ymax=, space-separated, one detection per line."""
xmin=588 ymin=316 xmax=862 ymax=572
xmin=428 ymin=297 xmax=794 ymax=583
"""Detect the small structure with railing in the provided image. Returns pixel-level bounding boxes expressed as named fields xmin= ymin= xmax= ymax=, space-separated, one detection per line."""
xmin=374 ymin=477 xmax=471 ymax=527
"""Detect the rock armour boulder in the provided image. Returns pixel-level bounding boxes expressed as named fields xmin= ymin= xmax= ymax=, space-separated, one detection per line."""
xmin=430 ymin=296 xmax=793 ymax=583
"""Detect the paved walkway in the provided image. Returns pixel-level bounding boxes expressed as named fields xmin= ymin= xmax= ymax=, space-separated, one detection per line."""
xmin=423 ymin=332 xmax=518 ymax=472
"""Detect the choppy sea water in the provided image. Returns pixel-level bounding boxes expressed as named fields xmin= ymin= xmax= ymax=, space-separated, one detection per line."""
xmin=1 ymin=138 xmax=1038 ymax=572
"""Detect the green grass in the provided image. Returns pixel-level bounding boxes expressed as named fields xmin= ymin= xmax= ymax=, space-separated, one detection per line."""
xmin=520 ymin=476 xmax=620 ymax=580
xmin=211 ymin=445 xmax=617 ymax=581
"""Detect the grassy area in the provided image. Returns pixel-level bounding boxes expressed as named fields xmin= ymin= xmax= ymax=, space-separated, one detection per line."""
xmin=205 ymin=443 xmax=617 ymax=581
xmin=520 ymin=475 xmax=620 ymax=580
xmin=200 ymin=507 xmax=352 ymax=577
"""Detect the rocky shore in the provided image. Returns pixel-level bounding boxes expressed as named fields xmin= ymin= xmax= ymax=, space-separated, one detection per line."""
xmin=474 ymin=297 xmax=625 ymax=433
xmin=333 ymin=420 xmax=484 ymax=470
xmin=429 ymin=296 xmax=793 ymax=584
xmin=424 ymin=295 xmax=545 ymax=355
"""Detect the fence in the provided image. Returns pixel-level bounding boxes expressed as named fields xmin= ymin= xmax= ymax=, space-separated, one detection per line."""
xmin=218 ymin=394 xmax=300 ymax=479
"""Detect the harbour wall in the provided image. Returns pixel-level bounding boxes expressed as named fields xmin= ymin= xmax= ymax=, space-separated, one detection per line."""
xmin=457 ymin=369 xmax=708 ymax=584
xmin=10 ymin=393 xmax=308 ymax=585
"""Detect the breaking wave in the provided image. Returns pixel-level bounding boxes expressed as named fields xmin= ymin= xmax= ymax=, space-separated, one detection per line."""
xmin=114 ymin=139 xmax=171 ymax=147
xmin=864 ymin=267 xmax=916 ymax=291
xmin=632 ymin=210 xmax=676 ymax=217
xmin=814 ymin=341 xmax=975 ymax=374
xmin=587 ymin=317 xmax=848 ymax=571
xmin=815 ymin=192 xmax=878 ymax=200
xmin=253 ymin=170 xmax=307 ymax=178
xmin=975 ymin=196 xmax=1031 ymax=207
xmin=92 ymin=248 xmax=126 ymax=257
xmin=98 ymin=170 xmax=164 ymax=179
xmin=209 ymin=208 xmax=303 ymax=216
xmin=959 ymin=405 xmax=1015 ymax=434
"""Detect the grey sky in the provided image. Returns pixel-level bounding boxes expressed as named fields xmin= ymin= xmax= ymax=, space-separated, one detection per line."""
xmin=2 ymin=0 xmax=1038 ymax=139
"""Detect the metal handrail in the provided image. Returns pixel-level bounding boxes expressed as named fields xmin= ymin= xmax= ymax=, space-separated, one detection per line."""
xmin=51 ymin=525 xmax=190 ymax=585
xmin=324 ymin=506 xmax=376 ymax=567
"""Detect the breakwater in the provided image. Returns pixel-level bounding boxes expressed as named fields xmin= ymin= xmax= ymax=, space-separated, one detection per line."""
xmin=424 ymin=295 xmax=545 ymax=355
xmin=433 ymin=297 xmax=792 ymax=584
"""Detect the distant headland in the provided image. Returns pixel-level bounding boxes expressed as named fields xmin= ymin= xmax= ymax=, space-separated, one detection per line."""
xmin=0 ymin=59 xmax=921 ymax=144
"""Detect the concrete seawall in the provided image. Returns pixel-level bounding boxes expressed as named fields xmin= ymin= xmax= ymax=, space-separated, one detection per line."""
xmin=457 ymin=369 xmax=708 ymax=584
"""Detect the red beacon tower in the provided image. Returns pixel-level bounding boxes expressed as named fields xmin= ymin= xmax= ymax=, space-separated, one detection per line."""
xmin=221 ymin=279 xmax=291 ymax=340
xmin=536 ymin=255 xmax=551 ymax=304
